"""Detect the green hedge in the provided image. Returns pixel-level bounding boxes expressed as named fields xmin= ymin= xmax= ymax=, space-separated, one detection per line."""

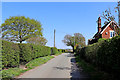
xmin=2 ymin=40 xmax=19 ymax=68
xmin=76 ymin=36 xmax=120 ymax=74
xmin=18 ymin=43 xmax=33 ymax=64
xmin=51 ymin=47 xmax=59 ymax=55
xmin=58 ymin=49 xmax=62 ymax=53
xmin=58 ymin=49 xmax=64 ymax=53
xmin=19 ymin=43 xmax=51 ymax=64
xmin=2 ymin=40 xmax=52 ymax=68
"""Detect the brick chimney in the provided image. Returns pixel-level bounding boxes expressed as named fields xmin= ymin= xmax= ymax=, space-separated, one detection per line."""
xmin=98 ymin=17 xmax=101 ymax=32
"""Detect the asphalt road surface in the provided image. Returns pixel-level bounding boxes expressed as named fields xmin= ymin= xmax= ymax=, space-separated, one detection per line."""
xmin=18 ymin=53 xmax=89 ymax=79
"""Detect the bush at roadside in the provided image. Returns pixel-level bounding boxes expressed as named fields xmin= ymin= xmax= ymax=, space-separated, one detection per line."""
xmin=19 ymin=43 xmax=51 ymax=64
xmin=2 ymin=40 xmax=56 ymax=68
xmin=2 ymin=40 xmax=20 ymax=68
xmin=51 ymin=47 xmax=59 ymax=55
xmin=76 ymin=36 xmax=120 ymax=75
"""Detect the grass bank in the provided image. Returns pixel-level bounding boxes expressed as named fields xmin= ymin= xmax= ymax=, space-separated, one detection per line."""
xmin=1 ymin=55 xmax=54 ymax=79
xmin=26 ymin=56 xmax=54 ymax=69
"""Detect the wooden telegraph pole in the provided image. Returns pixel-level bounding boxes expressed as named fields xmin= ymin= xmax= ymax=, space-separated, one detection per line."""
xmin=118 ymin=1 xmax=120 ymax=27
xmin=54 ymin=29 xmax=56 ymax=48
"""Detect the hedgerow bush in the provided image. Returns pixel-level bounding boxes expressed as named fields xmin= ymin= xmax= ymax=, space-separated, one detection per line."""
xmin=76 ymin=36 xmax=120 ymax=74
xmin=18 ymin=43 xmax=51 ymax=64
xmin=32 ymin=44 xmax=51 ymax=57
xmin=58 ymin=49 xmax=62 ymax=53
xmin=2 ymin=40 xmax=53 ymax=68
xmin=18 ymin=43 xmax=33 ymax=64
xmin=58 ymin=49 xmax=64 ymax=54
xmin=97 ymin=36 xmax=120 ymax=73
xmin=62 ymin=49 xmax=65 ymax=53
xmin=2 ymin=40 xmax=19 ymax=68
xmin=51 ymin=47 xmax=59 ymax=55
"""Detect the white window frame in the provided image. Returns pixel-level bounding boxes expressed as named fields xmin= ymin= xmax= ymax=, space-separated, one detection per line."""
xmin=109 ymin=30 xmax=115 ymax=38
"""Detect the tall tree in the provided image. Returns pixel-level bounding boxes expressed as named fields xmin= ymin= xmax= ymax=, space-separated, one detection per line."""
xmin=101 ymin=6 xmax=120 ymax=35
xmin=1 ymin=16 xmax=43 ymax=43
xmin=101 ymin=8 xmax=116 ymax=24
xmin=62 ymin=33 xmax=86 ymax=52
xmin=27 ymin=36 xmax=47 ymax=46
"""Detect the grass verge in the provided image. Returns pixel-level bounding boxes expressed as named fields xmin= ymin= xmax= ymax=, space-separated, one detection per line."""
xmin=26 ymin=56 xmax=54 ymax=69
xmin=54 ymin=52 xmax=63 ymax=56
xmin=1 ymin=56 xmax=54 ymax=79
xmin=1 ymin=68 xmax=25 ymax=79
xmin=75 ymin=54 xmax=112 ymax=80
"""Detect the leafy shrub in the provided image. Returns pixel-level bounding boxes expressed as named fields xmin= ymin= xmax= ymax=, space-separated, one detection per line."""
xmin=97 ymin=36 xmax=120 ymax=73
xmin=2 ymin=40 xmax=52 ymax=67
xmin=2 ymin=40 xmax=61 ymax=69
xmin=33 ymin=44 xmax=51 ymax=57
xmin=51 ymin=47 xmax=58 ymax=55
xmin=18 ymin=43 xmax=33 ymax=64
xmin=58 ymin=49 xmax=64 ymax=54
xmin=2 ymin=40 xmax=19 ymax=68
xmin=18 ymin=43 xmax=51 ymax=64
xmin=98 ymin=38 xmax=106 ymax=42
xmin=62 ymin=49 xmax=65 ymax=53
xmin=76 ymin=36 xmax=120 ymax=74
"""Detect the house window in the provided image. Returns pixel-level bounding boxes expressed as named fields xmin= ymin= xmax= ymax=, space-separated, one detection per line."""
xmin=105 ymin=32 xmax=108 ymax=35
xmin=110 ymin=31 xmax=115 ymax=38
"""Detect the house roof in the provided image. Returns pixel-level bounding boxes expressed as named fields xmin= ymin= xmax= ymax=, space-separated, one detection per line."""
xmin=93 ymin=21 xmax=118 ymax=38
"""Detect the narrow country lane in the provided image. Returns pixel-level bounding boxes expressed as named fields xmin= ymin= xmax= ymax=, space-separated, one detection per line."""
xmin=17 ymin=53 xmax=89 ymax=79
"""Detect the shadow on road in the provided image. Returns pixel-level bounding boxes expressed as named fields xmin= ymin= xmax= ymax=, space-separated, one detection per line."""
xmin=53 ymin=66 xmax=71 ymax=70
xmin=69 ymin=54 xmax=90 ymax=80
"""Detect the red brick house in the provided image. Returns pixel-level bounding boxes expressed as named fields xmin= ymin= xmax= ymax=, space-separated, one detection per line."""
xmin=88 ymin=17 xmax=119 ymax=45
